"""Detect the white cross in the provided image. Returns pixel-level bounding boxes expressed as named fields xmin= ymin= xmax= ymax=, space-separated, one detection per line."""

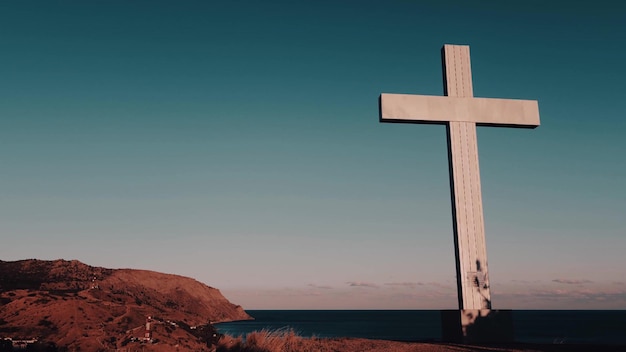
xmin=379 ymin=44 xmax=540 ymax=310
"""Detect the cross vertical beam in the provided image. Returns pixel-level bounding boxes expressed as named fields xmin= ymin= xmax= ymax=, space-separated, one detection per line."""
xmin=443 ymin=45 xmax=491 ymax=310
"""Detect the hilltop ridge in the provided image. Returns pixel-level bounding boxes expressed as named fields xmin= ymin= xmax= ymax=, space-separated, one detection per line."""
xmin=0 ymin=259 xmax=251 ymax=351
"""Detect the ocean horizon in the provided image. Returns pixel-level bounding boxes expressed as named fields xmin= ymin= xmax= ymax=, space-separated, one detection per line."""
xmin=214 ymin=310 xmax=626 ymax=345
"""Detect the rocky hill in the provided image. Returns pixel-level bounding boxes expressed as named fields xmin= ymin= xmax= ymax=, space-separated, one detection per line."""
xmin=0 ymin=259 xmax=251 ymax=351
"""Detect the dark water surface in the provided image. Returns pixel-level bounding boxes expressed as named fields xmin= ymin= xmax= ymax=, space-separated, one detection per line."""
xmin=215 ymin=310 xmax=626 ymax=345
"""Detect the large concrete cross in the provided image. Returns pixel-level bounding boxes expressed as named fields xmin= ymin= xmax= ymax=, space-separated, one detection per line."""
xmin=379 ymin=44 xmax=540 ymax=311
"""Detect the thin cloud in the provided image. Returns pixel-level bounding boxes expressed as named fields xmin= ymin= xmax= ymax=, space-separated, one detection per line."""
xmin=384 ymin=282 xmax=425 ymax=288
xmin=552 ymin=279 xmax=593 ymax=285
xmin=307 ymin=284 xmax=333 ymax=290
xmin=346 ymin=281 xmax=379 ymax=288
xmin=510 ymin=279 xmax=542 ymax=283
xmin=427 ymin=281 xmax=454 ymax=289
xmin=496 ymin=287 xmax=626 ymax=308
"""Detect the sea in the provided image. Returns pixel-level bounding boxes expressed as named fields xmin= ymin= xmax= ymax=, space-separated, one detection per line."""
xmin=214 ymin=310 xmax=626 ymax=345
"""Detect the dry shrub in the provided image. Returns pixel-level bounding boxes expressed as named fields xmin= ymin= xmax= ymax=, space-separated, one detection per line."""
xmin=216 ymin=334 xmax=245 ymax=352
xmin=247 ymin=328 xmax=302 ymax=351
xmin=216 ymin=329 xmax=305 ymax=352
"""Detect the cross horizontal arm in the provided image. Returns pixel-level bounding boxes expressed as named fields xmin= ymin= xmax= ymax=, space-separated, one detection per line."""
xmin=380 ymin=93 xmax=540 ymax=128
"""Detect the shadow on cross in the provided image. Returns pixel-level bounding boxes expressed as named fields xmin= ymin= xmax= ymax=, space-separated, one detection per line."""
xmin=474 ymin=260 xmax=491 ymax=309
xmin=464 ymin=310 xmax=514 ymax=343
xmin=441 ymin=309 xmax=515 ymax=343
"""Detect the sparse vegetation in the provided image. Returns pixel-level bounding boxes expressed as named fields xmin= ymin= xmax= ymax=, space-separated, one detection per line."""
xmin=38 ymin=318 xmax=55 ymax=328
xmin=216 ymin=329 xmax=306 ymax=352
xmin=34 ymin=297 xmax=51 ymax=304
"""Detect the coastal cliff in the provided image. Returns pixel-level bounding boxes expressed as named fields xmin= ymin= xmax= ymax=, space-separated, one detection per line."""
xmin=0 ymin=259 xmax=251 ymax=351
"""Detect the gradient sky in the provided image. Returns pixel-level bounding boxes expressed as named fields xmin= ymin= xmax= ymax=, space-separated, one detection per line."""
xmin=1 ymin=1 xmax=625 ymax=309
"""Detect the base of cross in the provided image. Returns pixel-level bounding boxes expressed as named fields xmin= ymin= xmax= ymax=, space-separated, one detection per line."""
xmin=440 ymin=309 xmax=514 ymax=343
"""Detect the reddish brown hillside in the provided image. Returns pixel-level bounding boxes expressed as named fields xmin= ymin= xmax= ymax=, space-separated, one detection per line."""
xmin=0 ymin=259 xmax=251 ymax=351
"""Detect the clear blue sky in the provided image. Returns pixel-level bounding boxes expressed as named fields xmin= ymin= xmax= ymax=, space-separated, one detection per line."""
xmin=1 ymin=1 xmax=625 ymax=309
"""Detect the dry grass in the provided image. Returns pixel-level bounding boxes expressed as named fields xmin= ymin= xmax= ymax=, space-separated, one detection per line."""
xmin=213 ymin=331 xmax=626 ymax=352
xmin=246 ymin=328 xmax=304 ymax=350
xmin=216 ymin=328 xmax=310 ymax=352
xmin=214 ymin=329 xmax=482 ymax=352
